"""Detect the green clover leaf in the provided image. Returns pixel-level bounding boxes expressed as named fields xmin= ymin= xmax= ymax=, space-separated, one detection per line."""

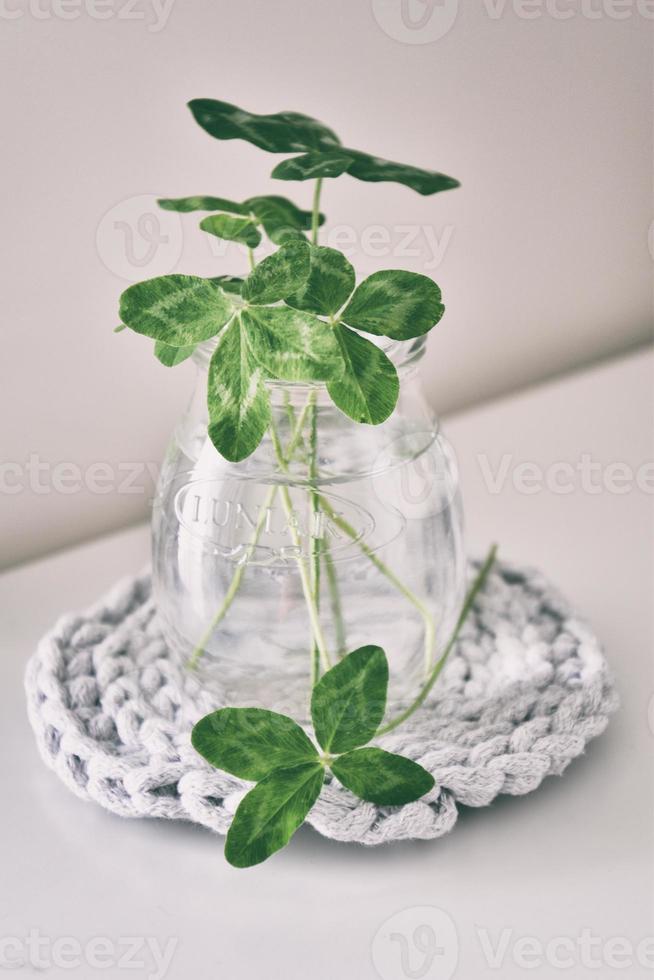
xmin=158 ymin=195 xmax=249 ymax=215
xmin=199 ymin=213 xmax=262 ymax=249
xmin=341 ymin=270 xmax=445 ymax=341
xmin=158 ymin=194 xmax=325 ymax=245
xmin=272 ymin=147 xmax=459 ymax=196
xmin=205 ymin=304 xmax=343 ymax=461
xmin=240 ymin=306 xmax=342 ymax=383
xmin=192 ymin=707 xmax=318 ymax=780
xmin=187 ymin=98 xmax=341 ymax=154
xmin=310 ymin=645 xmax=388 ymax=753
xmin=118 ymin=275 xmax=234 ymax=346
xmin=244 ymin=195 xmax=322 ymax=233
xmin=206 ymin=315 xmax=270 ymax=463
xmin=272 ymin=151 xmax=355 ymax=181
xmin=245 ymin=196 xmax=314 ymax=244
xmin=331 ymin=747 xmax=434 ymax=805
xmin=225 ymin=764 xmax=325 ymax=868
xmin=208 ymin=275 xmax=245 ymax=295
xmin=241 ymin=241 xmax=310 ymax=305
xmin=284 ymin=245 xmax=355 ymax=317
xmin=185 ymin=99 xmax=459 ymax=196
xmin=154 ymin=340 xmax=196 ymax=367
xmin=327 ymin=324 xmax=399 ymax=425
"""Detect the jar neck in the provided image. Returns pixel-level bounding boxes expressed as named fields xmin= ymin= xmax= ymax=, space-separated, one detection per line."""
xmin=179 ymin=336 xmax=438 ymax=481
xmin=190 ymin=333 xmax=433 ymax=417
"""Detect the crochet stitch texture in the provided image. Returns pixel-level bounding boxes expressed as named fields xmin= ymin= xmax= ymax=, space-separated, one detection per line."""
xmin=25 ymin=560 xmax=617 ymax=844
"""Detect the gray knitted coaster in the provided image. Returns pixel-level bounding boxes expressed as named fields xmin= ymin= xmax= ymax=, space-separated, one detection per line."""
xmin=25 ymin=560 xmax=617 ymax=846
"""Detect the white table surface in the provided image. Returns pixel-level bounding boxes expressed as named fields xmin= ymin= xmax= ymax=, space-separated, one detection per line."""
xmin=2 ymin=348 xmax=653 ymax=979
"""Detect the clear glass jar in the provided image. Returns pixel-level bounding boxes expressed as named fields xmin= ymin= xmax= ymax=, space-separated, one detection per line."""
xmin=152 ymin=335 xmax=465 ymax=720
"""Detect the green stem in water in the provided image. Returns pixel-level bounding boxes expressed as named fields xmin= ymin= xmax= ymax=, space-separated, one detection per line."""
xmin=286 ymin=389 xmax=348 ymax=667
xmin=282 ymin=389 xmax=297 ymax=434
xmin=311 ymin=178 xmax=323 ymax=246
xmin=269 ymin=414 xmax=332 ymax=675
xmin=188 ymin=401 xmax=312 ymax=669
xmin=316 ymin=493 xmax=437 ymax=675
xmin=188 ymin=485 xmax=277 ymax=670
xmin=322 ymin=540 xmax=347 ymax=657
xmin=376 ymin=544 xmax=498 ymax=736
xmin=308 ymin=390 xmax=322 ymax=682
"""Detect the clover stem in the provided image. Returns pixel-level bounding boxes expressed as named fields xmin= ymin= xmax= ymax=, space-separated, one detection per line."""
xmin=247 ymin=246 xmax=256 ymax=271
xmin=287 ymin=387 xmax=348 ymax=668
xmin=188 ymin=401 xmax=313 ymax=669
xmin=269 ymin=413 xmax=332 ymax=674
xmin=282 ymin=389 xmax=297 ymax=435
xmin=315 ymin=493 xmax=437 ymax=674
xmin=308 ymin=390 xmax=323 ymax=682
xmin=188 ymin=485 xmax=278 ymax=670
xmin=323 ymin=541 xmax=347 ymax=658
xmin=311 ymin=178 xmax=323 ymax=246
xmin=376 ymin=545 xmax=498 ymax=736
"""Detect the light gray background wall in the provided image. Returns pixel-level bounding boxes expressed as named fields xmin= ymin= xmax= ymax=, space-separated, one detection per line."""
xmin=1 ymin=0 xmax=652 ymax=569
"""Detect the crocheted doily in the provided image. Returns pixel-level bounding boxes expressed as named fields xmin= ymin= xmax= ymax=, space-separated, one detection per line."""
xmin=25 ymin=561 xmax=617 ymax=846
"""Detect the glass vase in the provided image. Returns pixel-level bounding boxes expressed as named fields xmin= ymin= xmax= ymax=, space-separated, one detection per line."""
xmin=152 ymin=335 xmax=465 ymax=720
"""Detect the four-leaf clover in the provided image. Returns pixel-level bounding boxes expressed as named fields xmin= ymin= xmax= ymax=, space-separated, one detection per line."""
xmin=117 ymin=240 xmax=445 ymax=462
xmin=192 ymin=646 xmax=435 ymax=868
